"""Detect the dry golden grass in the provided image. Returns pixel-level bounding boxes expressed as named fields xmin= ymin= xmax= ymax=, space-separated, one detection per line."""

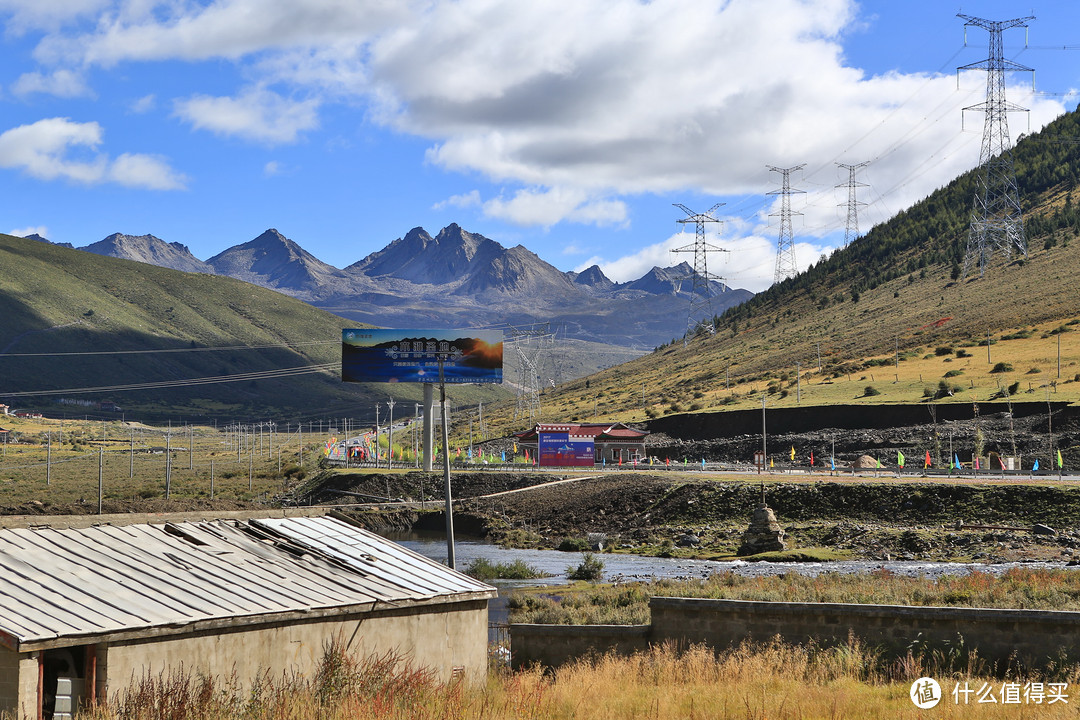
xmin=68 ymin=639 xmax=1080 ymax=720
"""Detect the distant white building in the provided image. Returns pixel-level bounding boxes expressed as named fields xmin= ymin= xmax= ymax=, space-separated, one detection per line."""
xmin=0 ymin=513 xmax=495 ymax=718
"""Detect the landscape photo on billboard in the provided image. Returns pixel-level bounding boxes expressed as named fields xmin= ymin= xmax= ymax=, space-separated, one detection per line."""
xmin=341 ymin=329 xmax=503 ymax=384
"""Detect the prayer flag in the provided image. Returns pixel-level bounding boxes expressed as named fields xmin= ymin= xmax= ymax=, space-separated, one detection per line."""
xmin=897 ymin=450 xmax=905 ymax=468
xmin=790 ymin=446 xmax=796 ymax=461
xmin=810 ymin=451 xmax=814 ymax=466
xmin=925 ymin=450 xmax=932 ymax=468
xmin=1058 ymin=449 xmax=1064 ymax=468
xmin=954 ymin=454 xmax=961 ymax=469
xmin=1033 ymin=459 xmax=1040 ymax=471
xmin=830 ymin=456 xmax=835 ymax=471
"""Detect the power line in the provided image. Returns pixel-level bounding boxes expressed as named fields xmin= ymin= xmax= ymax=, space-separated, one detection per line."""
xmin=0 ymin=363 xmax=339 ymax=398
xmin=0 ymin=340 xmax=336 ymax=358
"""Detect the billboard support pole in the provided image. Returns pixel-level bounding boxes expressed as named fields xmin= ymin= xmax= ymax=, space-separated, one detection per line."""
xmin=423 ymin=384 xmax=434 ymax=471
xmin=438 ymin=358 xmax=455 ymax=570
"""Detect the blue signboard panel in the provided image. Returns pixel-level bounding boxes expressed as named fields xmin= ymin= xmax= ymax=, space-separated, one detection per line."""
xmin=538 ymin=431 xmax=594 ymax=467
xmin=342 ymin=329 xmax=503 ymax=384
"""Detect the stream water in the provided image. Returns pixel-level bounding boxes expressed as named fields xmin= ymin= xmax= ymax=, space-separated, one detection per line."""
xmin=387 ymin=531 xmax=1066 ymax=587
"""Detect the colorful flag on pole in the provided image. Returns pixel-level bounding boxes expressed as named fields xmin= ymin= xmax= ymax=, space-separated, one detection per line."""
xmin=876 ymin=457 xmax=883 ymax=469
xmin=974 ymin=457 xmax=980 ymax=470
xmin=925 ymin=450 xmax=932 ymax=468
xmin=666 ymin=457 xmax=670 ymax=466
xmin=954 ymin=454 xmax=961 ymax=469
xmin=513 ymin=442 xmax=517 ymax=453
xmin=1033 ymin=459 xmax=1040 ymax=471
xmin=789 ymin=446 xmax=795 ymax=461
xmin=810 ymin=451 xmax=814 ymax=466
xmin=1058 ymin=449 xmax=1064 ymax=468
xmin=830 ymin=456 xmax=835 ymax=471
xmin=998 ymin=455 xmax=1006 ymax=470
xmin=501 ymin=450 xmax=506 ymax=462
xmin=897 ymin=450 xmax=905 ymax=468
xmin=701 ymin=458 xmax=705 ymax=469
xmin=770 ymin=458 xmax=774 ymax=468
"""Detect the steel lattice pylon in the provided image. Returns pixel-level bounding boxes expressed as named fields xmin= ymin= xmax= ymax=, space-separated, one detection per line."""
xmin=837 ymin=162 xmax=868 ymax=247
xmin=508 ymin=323 xmax=550 ymax=420
xmin=958 ymin=13 xmax=1034 ymax=278
xmin=768 ymin=165 xmax=805 ymax=284
xmin=671 ymin=203 xmax=728 ymax=344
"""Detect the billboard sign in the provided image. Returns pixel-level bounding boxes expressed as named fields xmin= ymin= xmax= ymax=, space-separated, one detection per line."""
xmin=538 ymin=431 xmax=595 ymax=467
xmin=342 ymin=329 xmax=503 ymax=384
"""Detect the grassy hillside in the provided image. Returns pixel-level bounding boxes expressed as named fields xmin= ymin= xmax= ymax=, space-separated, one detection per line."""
xmin=474 ymin=108 xmax=1080 ymax=436
xmin=0 ymin=235 xmax=508 ymax=421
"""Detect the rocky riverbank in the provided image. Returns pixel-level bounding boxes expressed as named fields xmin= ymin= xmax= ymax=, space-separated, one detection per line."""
xmin=312 ymin=470 xmax=1080 ymax=564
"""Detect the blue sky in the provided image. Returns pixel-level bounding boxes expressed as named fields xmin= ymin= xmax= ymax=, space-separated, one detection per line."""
xmin=0 ymin=0 xmax=1077 ymax=293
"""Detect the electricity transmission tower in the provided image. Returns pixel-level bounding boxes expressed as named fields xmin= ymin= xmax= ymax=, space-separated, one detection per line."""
xmin=670 ymin=203 xmax=728 ymax=344
xmin=837 ymin=162 xmax=868 ymax=247
xmin=957 ymin=13 xmax=1034 ymax=278
xmin=768 ymin=165 xmax=805 ymax=284
xmin=508 ymin=323 xmax=551 ymax=420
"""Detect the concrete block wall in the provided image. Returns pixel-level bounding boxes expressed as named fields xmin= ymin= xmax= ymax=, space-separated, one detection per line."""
xmin=510 ymin=597 xmax=1080 ymax=670
xmin=0 ymin=649 xmax=39 ymax=719
xmin=510 ymin=624 xmax=650 ymax=669
xmin=101 ymin=600 xmax=490 ymax=702
xmin=649 ymin=598 xmax=1080 ymax=669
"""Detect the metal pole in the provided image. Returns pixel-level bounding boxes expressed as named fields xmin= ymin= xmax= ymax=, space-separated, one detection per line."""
xmin=188 ymin=425 xmax=193 ymax=469
xmin=439 ymin=357 xmax=455 ymax=569
xmin=299 ymin=422 xmax=304 ymax=467
xmin=796 ymin=362 xmax=801 ymax=404
xmin=388 ymin=398 xmax=395 ymax=471
xmin=129 ymin=428 xmax=134 ymax=478
xmin=46 ymin=434 xmax=51 ymax=486
xmin=761 ymin=396 xmax=767 ymax=474
xmin=210 ymin=459 xmax=215 ymax=499
xmin=98 ymin=449 xmax=103 ymax=515
xmin=166 ymin=430 xmax=171 ymax=499
xmin=423 ymin=384 xmax=434 ymax=471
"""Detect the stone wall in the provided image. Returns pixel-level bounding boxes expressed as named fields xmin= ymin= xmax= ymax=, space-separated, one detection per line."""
xmin=511 ymin=597 xmax=1080 ymax=671
xmin=0 ymin=649 xmax=36 ymax=718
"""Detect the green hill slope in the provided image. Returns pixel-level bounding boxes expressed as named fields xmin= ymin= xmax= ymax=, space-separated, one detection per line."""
xmin=479 ymin=108 xmax=1080 ymax=434
xmin=0 ymin=235 xmax=507 ymax=421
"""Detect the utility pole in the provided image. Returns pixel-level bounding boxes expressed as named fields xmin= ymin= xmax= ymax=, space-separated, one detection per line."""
xmin=837 ymin=162 xmax=869 ymax=247
xmin=671 ymin=203 xmax=729 ymax=344
xmin=957 ymin=13 xmax=1034 ymax=277
xmin=387 ymin=398 xmax=395 ymax=471
xmin=796 ymin=362 xmax=801 ymax=404
xmin=768 ymin=164 xmax=805 ymax=284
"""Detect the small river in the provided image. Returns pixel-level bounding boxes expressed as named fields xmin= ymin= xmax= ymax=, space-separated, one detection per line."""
xmin=387 ymin=531 xmax=1067 ymax=588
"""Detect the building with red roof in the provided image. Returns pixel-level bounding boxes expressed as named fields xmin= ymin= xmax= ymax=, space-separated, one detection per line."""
xmin=514 ymin=422 xmax=649 ymax=466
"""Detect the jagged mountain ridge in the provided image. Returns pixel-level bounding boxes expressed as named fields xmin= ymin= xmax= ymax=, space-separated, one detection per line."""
xmin=32 ymin=223 xmax=753 ymax=348
xmin=83 ymin=233 xmax=211 ymax=274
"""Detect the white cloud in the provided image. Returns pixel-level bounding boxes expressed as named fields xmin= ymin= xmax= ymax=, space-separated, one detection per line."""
xmin=108 ymin=152 xmax=187 ymax=189
xmin=586 ymin=227 xmax=830 ymax=294
xmin=9 ymin=225 xmax=48 ymax=238
xmin=0 ymin=117 xmax=185 ymax=189
xmin=481 ymin=187 xmax=627 ymax=227
xmin=173 ymin=87 xmax=320 ymax=144
xmin=13 ymin=0 xmax=1068 ymax=230
xmin=11 ymin=68 xmax=91 ymax=98
xmin=129 ymin=93 xmax=155 ymax=113
xmin=432 ymin=189 xmax=481 ymax=210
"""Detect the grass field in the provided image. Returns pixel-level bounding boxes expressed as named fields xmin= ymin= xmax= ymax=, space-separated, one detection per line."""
xmin=70 ymin=637 xmax=1079 ymax=720
xmin=0 ymin=415 xmax=321 ymax=508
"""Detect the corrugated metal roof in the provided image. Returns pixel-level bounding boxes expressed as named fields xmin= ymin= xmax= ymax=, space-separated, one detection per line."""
xmin=0 ymin=516 xmax=494 ymax=648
